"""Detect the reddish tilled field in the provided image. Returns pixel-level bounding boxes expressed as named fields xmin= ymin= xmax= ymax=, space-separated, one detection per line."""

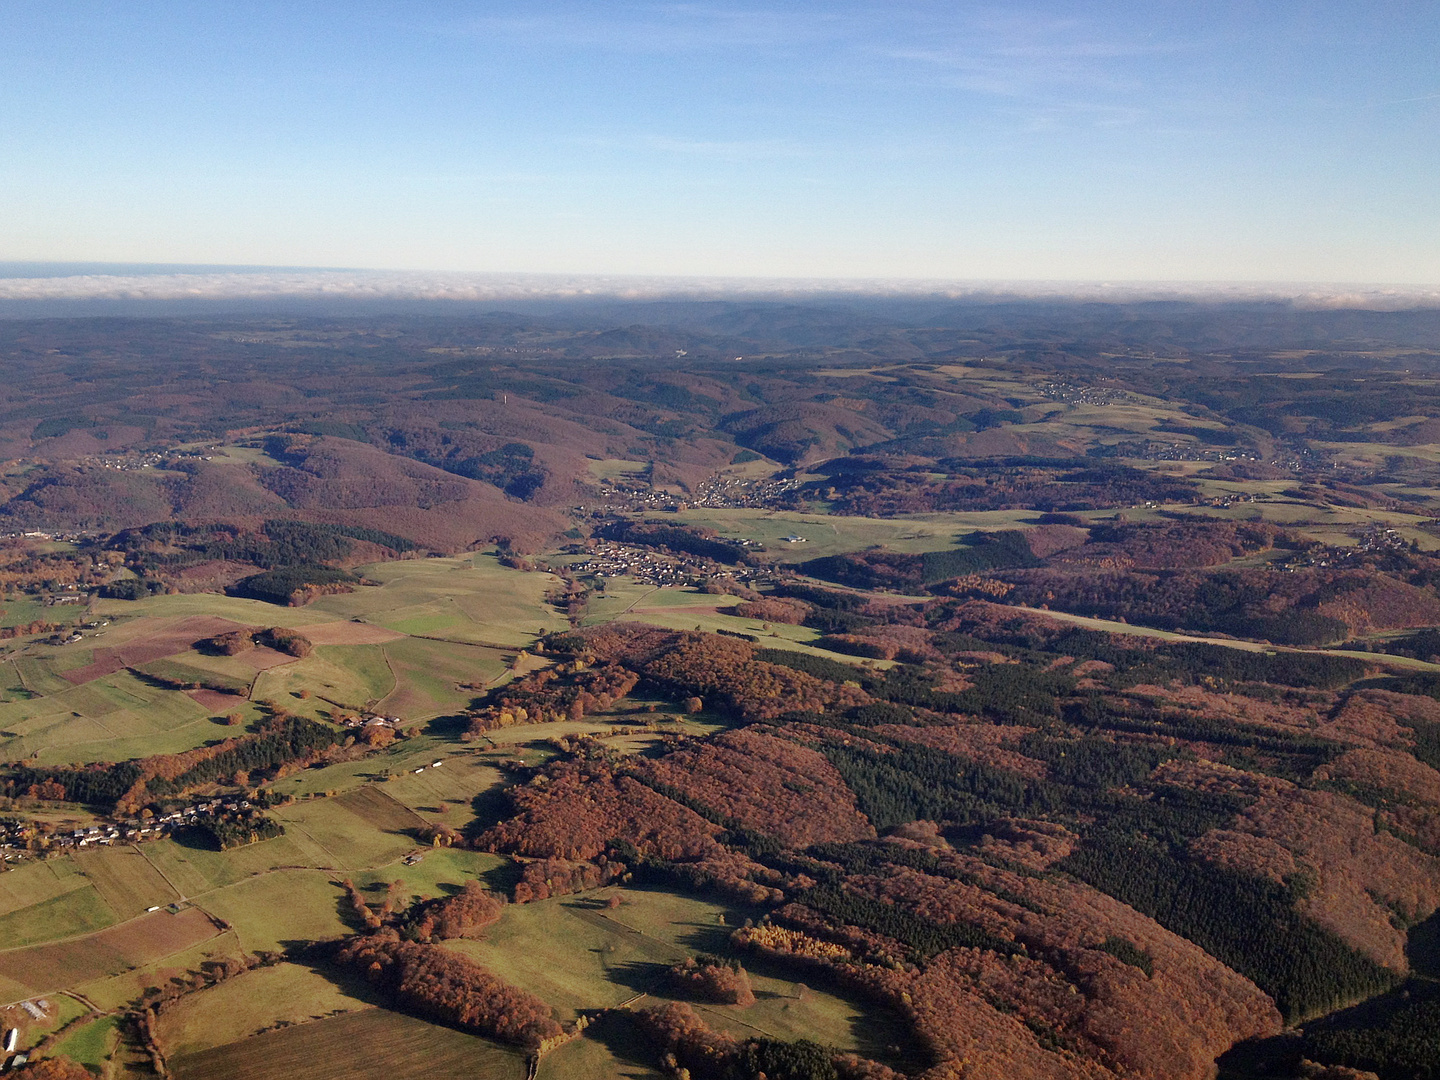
xmin=0 ymin=906 xmax=222 ymax=993
xmin=187 ymin=688 xmax=251 ymax=711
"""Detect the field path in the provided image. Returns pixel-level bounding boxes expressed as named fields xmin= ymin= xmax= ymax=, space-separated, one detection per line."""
xmin=139 ymin=845 xmax=192 ymax=903
xmin=1008 ymin=605 xmax=1440 ymax=671
xmin=278 ymin=822 xmax=344 ymax=869
xmin=376 ymin=644 xmax=401 ymax=701
xmin=621 ymin=587 xmax=660 ymax=614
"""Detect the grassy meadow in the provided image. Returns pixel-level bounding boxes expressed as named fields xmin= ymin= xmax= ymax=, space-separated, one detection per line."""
xmin=449 ymin=886 xmax=913 ymax=1074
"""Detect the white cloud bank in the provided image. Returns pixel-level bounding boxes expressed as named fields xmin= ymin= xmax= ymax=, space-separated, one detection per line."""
xmin=0 ymin=269 xmax=1437 ymax=310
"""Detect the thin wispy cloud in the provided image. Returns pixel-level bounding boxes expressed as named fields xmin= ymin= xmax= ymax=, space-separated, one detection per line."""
xmin=1373 ymin=90 xmax=1440 ymax=107
xmin=428 ymin=4 xmax=1208 ymax=138
xmin=870 ymin=10 xmax=1200 ymax=130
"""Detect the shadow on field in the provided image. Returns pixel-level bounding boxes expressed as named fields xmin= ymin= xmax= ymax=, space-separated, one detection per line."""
xmin=577 ymin=1010 xmax=666 ymax=1076
xmin=466 ymin=785 xmax=514 ymax=836
xmin=601 ymin=960 xmax=671 ymax=997
xmin=479 ymin=859 xmax=523 ymax=894
xmin=280 ymin=947 xmax=395 ymax=1008
xmin=425 ymin=713 xmax=470 ymax=739
xmin=168 ymin=824 xmax=223 ymax=851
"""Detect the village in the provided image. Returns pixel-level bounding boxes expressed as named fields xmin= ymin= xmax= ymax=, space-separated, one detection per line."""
xmin=1276 ymin=525 xmax=1416 ymax=571
xmin=582 ymin=469 xmax=806 ymax=515
xmin=685 ymin=473 xmax=805 ymax=510
xmin=568 ymin=540 xmax=763 ymax=589
xmin=0 ymin=794 xmax=263 ymax=861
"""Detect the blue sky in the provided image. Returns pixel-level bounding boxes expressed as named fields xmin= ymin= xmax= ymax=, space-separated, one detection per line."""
xmin=2 ymin=2 xmax=1437 ymax=282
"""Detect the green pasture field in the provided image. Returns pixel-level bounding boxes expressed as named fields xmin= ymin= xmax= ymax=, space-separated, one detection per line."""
xmin=0 ymin=883 xmax=115 ymax=948
xmin=72 ymin=845 xmax=181 ymax=918
xmin=450 ymin=886 xmax=907 ymax=1069
xmin=0 ymin=857 xmax=89 ymax=919
xmin=9 ymin=656 xmax=77 ymax=696
xmin=587 ymin=458 xmax=649 ymax=480
xmin=0 ymin=670 xmax=222 ymax=765
xmin=1007 ymin=404 xmax=1195 ymax=444
xmin=90 ymin=669 xmax=210 ymax=727
xmin=164 ymin=647 xmax=274 ymax=686
xmin=333 ymin=785 xmax=427 ymax=833
xmin=263 ymin=734 xmax=493 ymax=801
xmin=169 ymin=1007 xmax=526 ymax=1080
xmin=586 ymin=583 xmax=894 ymax=670
xmin=318 ymin=644 xmax=395 ymax=702
xmin=537 ymin=1030 xmax=665 ymax=1080
xmin=307 ymin=554 xmax=569 ymax=647
xmin=1009 ymin=606 xmax=1276 ymax=651
xmin=1094 ymin=496 xmax=1439 ymax=537
xmin=0 ymin=597 xmax=47 ymax=629
xmin=350 ymin=848 xmax=506 ymax=908
xmin=377 ymin=753 xmax=506 ymax=830
xmin=719 ymin=454 xmax=781 ymax=480
xmin=251 ymin=646 xmax=393 ymax=717
xmin=137 ymin=658 xmax=251 ymax=695
xmin=55 ymin=1014 xmax=118 ymax=1069
xmin=154 ymin=962 xmax=376 ymax=1059
xmin=667 ymin=507 xmax=1041 ymax=561
xmin=140 ymin=833 xmax=325 ymax=897
xmin=373 ymin=636 xmax=507 ymax=720
xmin=91 ymin=590 xmax=339 ymax=628
xmin=1009 ymin=604 xmax=1440 ymax=672
xmin=192 ymin=869 xmax=352 ymax=952
xmin=1316 ymin=440 xmax=1440 ymax=469
xmin=579 ymin=576 xmax=661 ymax=622
xmin=274 ymin=793 xmax=419 ymax=871
xmin=0 ymin=663 xmax=32 ymax=704
xmin=190 ymin=442 xmax=286 ymax=467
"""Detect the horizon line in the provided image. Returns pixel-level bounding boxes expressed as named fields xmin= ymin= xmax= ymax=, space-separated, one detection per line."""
xmin=0 ymin=263 xmax=1438 ymax=311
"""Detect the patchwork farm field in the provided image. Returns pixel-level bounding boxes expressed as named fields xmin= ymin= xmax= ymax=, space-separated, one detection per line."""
xmin=8 ymin=513 xmax=1437 ymax=1079
xmin=306 ymin=554 xmax=571 ymax=646
xmin=274 ymin=788 xmax=423 ymax=870
xmin=170 ymin=1007 xmax=527 ymax=1080
xmin=0 ymin=883 xmax=116 ymax=949
xmin=0 ymin=852 xmax=90 ymax=917
xmin=77 ymin=930 xmax=248 ymax=1012
xmin=72 ymin=845 xmax=181 ymax=917
xmin=0 ymin=553 xmax=576 ymax=769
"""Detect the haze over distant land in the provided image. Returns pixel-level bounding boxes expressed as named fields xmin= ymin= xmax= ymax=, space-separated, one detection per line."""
xmin=0 ymin=264 xmax=1437 ymax=319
